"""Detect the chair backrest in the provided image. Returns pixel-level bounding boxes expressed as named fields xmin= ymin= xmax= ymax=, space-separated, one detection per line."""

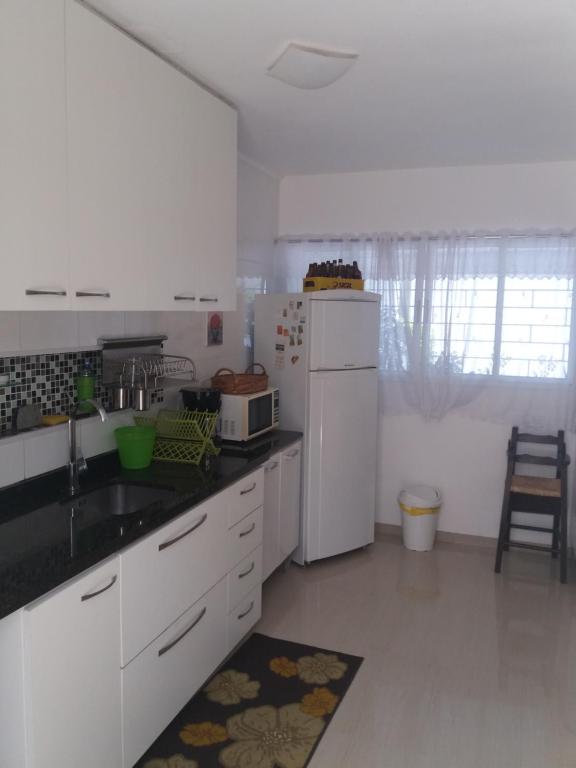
xmin=508 ymin=426 xmax=568 ymax=479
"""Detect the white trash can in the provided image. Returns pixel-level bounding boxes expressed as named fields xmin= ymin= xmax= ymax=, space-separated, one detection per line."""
xmin=398 ymin=485 xmax=442 ymax=552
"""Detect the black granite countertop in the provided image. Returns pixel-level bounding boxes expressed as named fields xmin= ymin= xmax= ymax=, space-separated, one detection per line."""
xmin=0 ymin=430 xmax=301 ymax=621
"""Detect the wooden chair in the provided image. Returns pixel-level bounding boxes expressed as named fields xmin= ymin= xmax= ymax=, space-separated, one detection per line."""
xmin=495 ymin=427 xmax=570 ymax=583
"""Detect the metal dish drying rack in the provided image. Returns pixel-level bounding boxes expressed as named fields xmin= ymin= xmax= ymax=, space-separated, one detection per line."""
xmin=112 ymin=354 xmax=197 ymax=388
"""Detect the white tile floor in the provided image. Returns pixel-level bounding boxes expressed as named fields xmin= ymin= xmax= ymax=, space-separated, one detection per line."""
xmin=257 ymin=534 xmax=576 ymax=768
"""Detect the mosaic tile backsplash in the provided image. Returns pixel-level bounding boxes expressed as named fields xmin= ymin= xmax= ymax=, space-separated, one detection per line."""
xmin=0 ymin=351 xmax=104 ymax=433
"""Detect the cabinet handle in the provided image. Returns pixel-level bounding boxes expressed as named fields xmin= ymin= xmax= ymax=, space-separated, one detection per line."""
xmin=238 ymin=561 xmax=255 ymax=579
xmin=199 ymin=297 xmax=218 ymax=303
xmin=81 ymin=574 xmax=117 ymax=602
xmin=285 ymin=449 xmax=300 ymax=459
xmin=158 ymin=606 xmax=207 ymax=657
xmin=174 ymin=295 xmax=196 ymax=301
xmin=75 ymin=290 xmax=111 ymax=298
xmin=240 ymin=482 xmax=257 ymax=496
xmin=25 ymin=289 xmax=67 ymax=297
xmin=239 ymin=522 xmax=256 ymax=538
xmin=265 ymin=461 xmax=279 ymax=472
xmin=159 ymin=513 xmax=207 ymax=551
xmin=237 ymin=601 xmax=254 ymax=620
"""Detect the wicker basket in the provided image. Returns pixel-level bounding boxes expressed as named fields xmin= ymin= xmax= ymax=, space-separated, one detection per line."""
xmin=211 ymin=364 xmax=268 ymax=395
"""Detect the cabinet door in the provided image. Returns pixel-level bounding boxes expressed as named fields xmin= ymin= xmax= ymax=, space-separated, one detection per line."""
xmin=262 ymin=456 xmax=281 ymax=580
xmin=24 ymin=558 xmax=121 ymax=768
xmin=66 ymin=0 xmax=195 ymax=311
xmin=192 ymin=86 xmax=238 ymax=312
xmin=122 ymin=577 xmax=228 ymax=768
xmin=279 ymin=442 xmax=302 ymax=562
xmin=121 ymin=493 xmax=229 ymax=666
xmin=0 ymin=0 xmax=70 ymax=309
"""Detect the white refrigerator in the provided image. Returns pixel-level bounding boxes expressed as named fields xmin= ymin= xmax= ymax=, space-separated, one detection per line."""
xmin=254 ymin=290 xmax=380 ymax=564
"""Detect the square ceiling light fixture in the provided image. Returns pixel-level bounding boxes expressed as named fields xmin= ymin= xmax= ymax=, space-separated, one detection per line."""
xmin=267 ymin=42 xmax=358 ymax=89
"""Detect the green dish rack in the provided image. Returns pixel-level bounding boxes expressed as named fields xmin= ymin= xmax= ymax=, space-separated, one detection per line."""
xmin=134 ymin=409 xmax=219 ymax=465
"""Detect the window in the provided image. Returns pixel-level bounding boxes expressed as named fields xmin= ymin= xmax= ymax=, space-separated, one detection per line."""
xmin=275 ymin=233 xmax=576 ymax=382
xmin=422 ymin=273 xmax=574 ymax=379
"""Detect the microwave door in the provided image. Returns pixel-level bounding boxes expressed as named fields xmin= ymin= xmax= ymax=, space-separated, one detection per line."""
xmin=248 ymin=392 xmax=273 ymax=437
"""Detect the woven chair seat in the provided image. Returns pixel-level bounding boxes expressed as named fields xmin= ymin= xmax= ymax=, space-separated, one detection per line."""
xmin=510 ymin=475 xmax=561 ymax=498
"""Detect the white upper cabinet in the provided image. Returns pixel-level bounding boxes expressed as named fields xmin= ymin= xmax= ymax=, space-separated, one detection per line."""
xmin=66 ymin=0 xmax=237 ymax=312
xmin=192 ymin=85 xmax=238 ymax=311
xmin=1 ymin=0 xmax=237 ymax=312
xmin=0 ymin=0 xmax=70 ymax=309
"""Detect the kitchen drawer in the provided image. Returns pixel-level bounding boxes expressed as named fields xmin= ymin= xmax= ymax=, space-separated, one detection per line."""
xmin=228 ymin=545 xmax=262 ymax=613
xmin=228 ymin=468 xmax=264 ymax=528
xmin=122 ymin=577 xmax=228 ymax=768
xmin=228 ymin=506 xmax=263 ymax=569
xmin=228 ymin=585 xmax=262 ymax=651
xmin=120 ymin=493 xmax=228 ymax=666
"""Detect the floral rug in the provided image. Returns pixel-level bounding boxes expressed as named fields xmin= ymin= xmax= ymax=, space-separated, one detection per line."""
xmin=135 ymin=632 xmax=363 ymax=768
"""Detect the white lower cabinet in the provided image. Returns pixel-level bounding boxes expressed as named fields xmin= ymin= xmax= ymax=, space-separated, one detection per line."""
xmin=23 ymin=558 xmax=121 ymax=768
xmin=262 ymin=441 xmax=303 ymax=580
xmin=0 ymin=468 xmax=265 ymax=768
xmin=228 ymin=585 xmax=263 ymax=652
xmin=122 ymin=577 xmax=228 ymax=768
xmin=120 ymin=492 xmax=229 ymax=666
xmin=120 ymin=470 xmax=264 ymax=766
xmin=228 ymin=545 xmax=263 ymax=612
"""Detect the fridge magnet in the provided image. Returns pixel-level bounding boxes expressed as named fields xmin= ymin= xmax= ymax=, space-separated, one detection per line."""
xmin=297 ymin=301 xmax=303 ymax=309
xmin=289 ymin=335 xmax=295 ymax=346
xmin=204 ymin=311 xmax=223 ymax=346
xmin=275 ymin=355 xmax=285 ymax=370
xmin=289 ymin=300 xmax=295 ymax=310
xmin=282 ymin=308 xmax=288 ymax=318
xmin=275 ymin=343 xmax=285 ymax=352
xmin=276 ymin=325 xmax=284 ymax=336
xmin=297 ymin=337 xmax=303 ymax=346
xmin=291 ymin=355 xmax=300 ymax=365
xmin=283 ymin=328 xmax=290 ymax=337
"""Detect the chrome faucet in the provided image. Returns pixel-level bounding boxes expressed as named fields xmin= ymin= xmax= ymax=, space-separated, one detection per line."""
xmin=68 ymin=399 xmax=107 ymax=496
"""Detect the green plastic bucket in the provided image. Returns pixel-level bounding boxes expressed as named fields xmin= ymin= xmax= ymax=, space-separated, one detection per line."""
xmin=114 ymin=426 xmax=156 ymax=470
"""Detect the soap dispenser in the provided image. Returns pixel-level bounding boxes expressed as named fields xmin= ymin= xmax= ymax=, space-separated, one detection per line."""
xmin=76 ymin=359 xmax=95 ymax=412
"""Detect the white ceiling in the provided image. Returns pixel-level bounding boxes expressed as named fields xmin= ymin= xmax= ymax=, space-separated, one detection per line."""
xmin=87 ymin=0 xmax=576 ymax=176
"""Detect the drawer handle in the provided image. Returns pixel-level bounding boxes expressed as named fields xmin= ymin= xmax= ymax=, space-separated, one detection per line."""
xmin=199 ymin=297 xmax=218 ymax=302
xmin=158 ymin=606 xmax=207 ymax=657
xmin=239 ymin=522 xmax=256 ymax=538
xmin=285 ymin=449 xmax=300 ymax=459
xmin=159 ymin=513 xmax=207 ymax=551
xmin=81 ymin=574 xmax=117 ymax=602
xmin=174 ymin=295 xmax=196 ymax=301
xmin=238 ymin=561 xmax=255 ymax=579
xmin=25 ymin=289 xmax=67 ymax=297
xmin=265 ymin=461 xmax=279 ymax=472
xmin=75 ymin=290 xmax=111 ymax=298
xmin=240 ymin=482 xmax=257 ymax=496
xmin=237 ymin=601 xmax=255 ymax=620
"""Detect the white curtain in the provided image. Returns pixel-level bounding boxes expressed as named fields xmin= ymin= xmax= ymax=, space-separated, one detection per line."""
xmin=274 ymin=231 xmax=576 ymax=432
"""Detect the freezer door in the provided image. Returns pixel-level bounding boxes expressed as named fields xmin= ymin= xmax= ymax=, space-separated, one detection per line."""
xmin=305 ymin=368 xmax=378 ymax=561
xmin=310 ymin=299 xmax=379 ymax=371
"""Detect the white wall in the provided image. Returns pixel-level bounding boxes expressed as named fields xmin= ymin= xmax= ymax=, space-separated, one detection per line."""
xmin=279 ymin=161 xmax=576 ymax=540
xmin=279 ymin=161 xmax=576 ymax=235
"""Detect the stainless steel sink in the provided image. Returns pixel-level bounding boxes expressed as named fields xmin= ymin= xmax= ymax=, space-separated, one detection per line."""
xmin=64 ymin=482 xmax=177 ymax=519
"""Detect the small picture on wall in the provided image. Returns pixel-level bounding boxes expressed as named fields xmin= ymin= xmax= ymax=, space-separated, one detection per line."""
xmin=205 ymin=311 xmax=224 ymax=346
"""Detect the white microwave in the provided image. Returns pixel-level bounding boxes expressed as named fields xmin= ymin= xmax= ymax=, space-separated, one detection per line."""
xmin=218 ymin=388 xmax=280 ymax=442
